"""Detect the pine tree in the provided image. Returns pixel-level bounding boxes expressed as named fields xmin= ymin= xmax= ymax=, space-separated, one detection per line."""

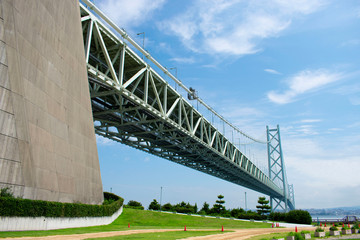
xmin=212 ymin=195 xmax=226 ymax=214
xmin=256 ymin=197 xmax=271 ymax=215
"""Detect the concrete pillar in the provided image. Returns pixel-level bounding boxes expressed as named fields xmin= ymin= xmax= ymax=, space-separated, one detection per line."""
xmin=0 ymin=0 xmax=103 ymax=204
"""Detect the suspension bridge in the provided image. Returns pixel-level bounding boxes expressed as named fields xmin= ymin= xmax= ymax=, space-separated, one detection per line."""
xmin=80 ymin=0 xmax=295 ymax=211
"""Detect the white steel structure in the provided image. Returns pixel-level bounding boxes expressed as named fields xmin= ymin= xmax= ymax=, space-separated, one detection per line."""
xmin=80 ymin=0 xmax=295 ymax=210
xmin=267 ymin=125 xmax=295 ymax=211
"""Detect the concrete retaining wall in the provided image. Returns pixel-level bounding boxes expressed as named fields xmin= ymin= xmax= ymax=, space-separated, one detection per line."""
xmin=0 ymin=206 xmax=123 ymax=231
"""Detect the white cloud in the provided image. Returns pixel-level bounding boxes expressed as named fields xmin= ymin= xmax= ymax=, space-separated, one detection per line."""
xmin=326 ymin=127 xmax=342 ymax=133
xmin=159 ymin=0 xmax=326 ymax=56
xmin=265 ymin=69 xmax=282 ymax=75
xmin=282 ymin=134 xmax=360 ymax=208
xmin=300 ymin=119 xmax=322 ymax=123
xmin=287 ymin=156 xmax=360 ymax=208
xmin=170 ymin=57 xmax=196 ymax=64
xmin=267 ymin=69 xmax=343 ymax=104
xmin=98 ymin=0 xmax=165 ymax=29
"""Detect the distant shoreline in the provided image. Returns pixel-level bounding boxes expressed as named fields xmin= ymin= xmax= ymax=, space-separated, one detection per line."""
xmin=311 ymin=215 xmax=360 ymax=221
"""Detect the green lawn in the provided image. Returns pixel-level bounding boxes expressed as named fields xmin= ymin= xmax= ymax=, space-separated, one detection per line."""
xmin=245 ymin=232 xmax=360 ymax=240
xmin=0 ymin=208 xmax=271 ymax=238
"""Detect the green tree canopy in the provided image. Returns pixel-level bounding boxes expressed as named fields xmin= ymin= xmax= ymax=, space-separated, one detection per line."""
xmin=127 ymin=200 xmax=142 ymax=207
xmin=148 ymin=199 xmax=160 ymax=210
xmin=212 ymin=195 xmax=226 ymax=214
xmin=256 ymin=196 xmax=271 ymax=215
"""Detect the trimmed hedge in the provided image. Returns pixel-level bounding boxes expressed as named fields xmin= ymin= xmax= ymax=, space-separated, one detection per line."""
xmin=285 ymin=210 xmax=312 ymax=224
xmin=269 ymin=211 xmax=287 ymax=221
xmin=0 ymin=192 xmax=123 ymax=218
xmin=269 ymin=210 xmax=312 ymax=224
xmin=124 ymin=205 xmax=144 ymax=210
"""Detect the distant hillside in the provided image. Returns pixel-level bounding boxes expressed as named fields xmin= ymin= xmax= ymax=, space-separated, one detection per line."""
xmin=305 ymin=206 xmax=360 ymax=216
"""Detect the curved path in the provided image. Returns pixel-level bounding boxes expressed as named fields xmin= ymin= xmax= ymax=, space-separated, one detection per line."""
xmin=1 ymin=227 xmax=316 ymax=240
xmin=181 ymin=227 xmax=316 ymax=240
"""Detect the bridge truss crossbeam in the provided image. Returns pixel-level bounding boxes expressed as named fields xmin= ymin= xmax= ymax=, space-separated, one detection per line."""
xmin=80 ymin=1 xmax=290 ymax=203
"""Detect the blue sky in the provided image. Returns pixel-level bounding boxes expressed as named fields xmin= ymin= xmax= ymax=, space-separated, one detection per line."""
xmin=93 ymin=0 xmax=360 ymax=210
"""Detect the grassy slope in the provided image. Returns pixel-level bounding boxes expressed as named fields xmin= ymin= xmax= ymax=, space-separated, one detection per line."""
xmin=0 ymin=208 xmax=271 ymax=238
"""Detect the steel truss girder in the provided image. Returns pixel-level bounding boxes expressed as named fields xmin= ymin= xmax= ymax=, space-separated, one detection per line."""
xmin=267 ymin=125 xmax=295 ymax=211
xmin=80 ymin=3 xmax=288 ymax=199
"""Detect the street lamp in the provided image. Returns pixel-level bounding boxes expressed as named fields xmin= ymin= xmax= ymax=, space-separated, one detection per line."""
xmin=137 ymin=32 xmax=145 ymax=59
xmin=245 ymin=192 xmax=247 ymax=211
xmin=169 ymin=67 xmax=177 ymax=90
xmin=160 ymin=186 xmax=163 ymax=211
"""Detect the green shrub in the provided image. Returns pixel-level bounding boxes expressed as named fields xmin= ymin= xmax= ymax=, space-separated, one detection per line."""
xmin=0 ymin=188 xmax=14 ymax=198
xmin=285 ymin=210 xmax=312 ymax=224
xmin=161 ymin=203 xmax=173 ymax=212
xmin=237 ymin=212 xmax=265 ymax=220
xmin=330 ymin=226 xmax=338 ymax=231
xmin=148 ymin=199 xmax=160 ymax=210
xmin=125 ymin=200 xmax=144 ymax=210
xmin=351 ymin=223 xmax=359 ymax=230
xmin=0 ymin=192 xmax=123 ymax=218
xmin=124 ymin=205 xmax=144 ymax=210
xmin=287 ymin=232 xmax=305 ymax=240
xmin=315 ymin=227 xmax=324 ymax=232
xmin=269 ymin=211 xmax=287 ymax=221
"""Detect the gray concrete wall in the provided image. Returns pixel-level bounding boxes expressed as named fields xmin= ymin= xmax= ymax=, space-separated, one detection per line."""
xmin=0 ymin=0 xmax=103 ymax=204
xmin=0 ymin=206 xmax=123 ymax=231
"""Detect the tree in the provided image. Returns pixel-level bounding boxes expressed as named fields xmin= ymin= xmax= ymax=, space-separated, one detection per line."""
xmin=174 ymin=201 xmax=195 ymax=213
xmin=256 ymin=197 xmax=271 ymax=215
xmin=200 ymin=202 xmax=210 ymax=214
xmin=230 ymin=208 xmax=245 ymax=218
xmin=212 ymin=195 xmax=226 ymax=214
xmin=127 ymin=200 xmax=142 ymax=207
xmin=161 ymin=203 xmax=173 ymax=211
xmin=286 ymin=210 xmax=312 ymax=224
xmin=148 ymin=199 xmax=160 ymax=210
xmin=126 ymin=200 xmax=144 ymax=210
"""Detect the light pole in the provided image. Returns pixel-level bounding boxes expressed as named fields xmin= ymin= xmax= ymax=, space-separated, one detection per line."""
xmin=245 ymin=192 xmax=247 ymax=211
xmin=160 ymin=186 xmax=163 ymax=211
xmin=169 ymin=67 xmax=177 ymax=90
xmin=137 ymin=32 xmax=145 ymax=59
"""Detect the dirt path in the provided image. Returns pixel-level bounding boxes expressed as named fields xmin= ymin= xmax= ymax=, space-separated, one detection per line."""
xmin=181 ymin=227 xmax=317 ymax=240
xmin=2 ymin=227 xmax=316 ymax=240
xmin=1 ymin=229 xmax=181 ymax=240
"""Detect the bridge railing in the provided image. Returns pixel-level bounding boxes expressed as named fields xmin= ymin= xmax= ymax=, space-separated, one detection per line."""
xmin=80 ymin=0 xmax=268 ymax=148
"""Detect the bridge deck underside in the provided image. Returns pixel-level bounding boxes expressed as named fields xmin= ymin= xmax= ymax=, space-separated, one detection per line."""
xmin=91 ymin=80 xmax=282 ymax=198
xmin=80 ymin=3 xmax=285 ymax=200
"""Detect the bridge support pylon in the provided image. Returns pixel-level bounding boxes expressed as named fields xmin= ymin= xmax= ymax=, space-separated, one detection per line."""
xmin=267 ymin=125 xmax=295 ymax=212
